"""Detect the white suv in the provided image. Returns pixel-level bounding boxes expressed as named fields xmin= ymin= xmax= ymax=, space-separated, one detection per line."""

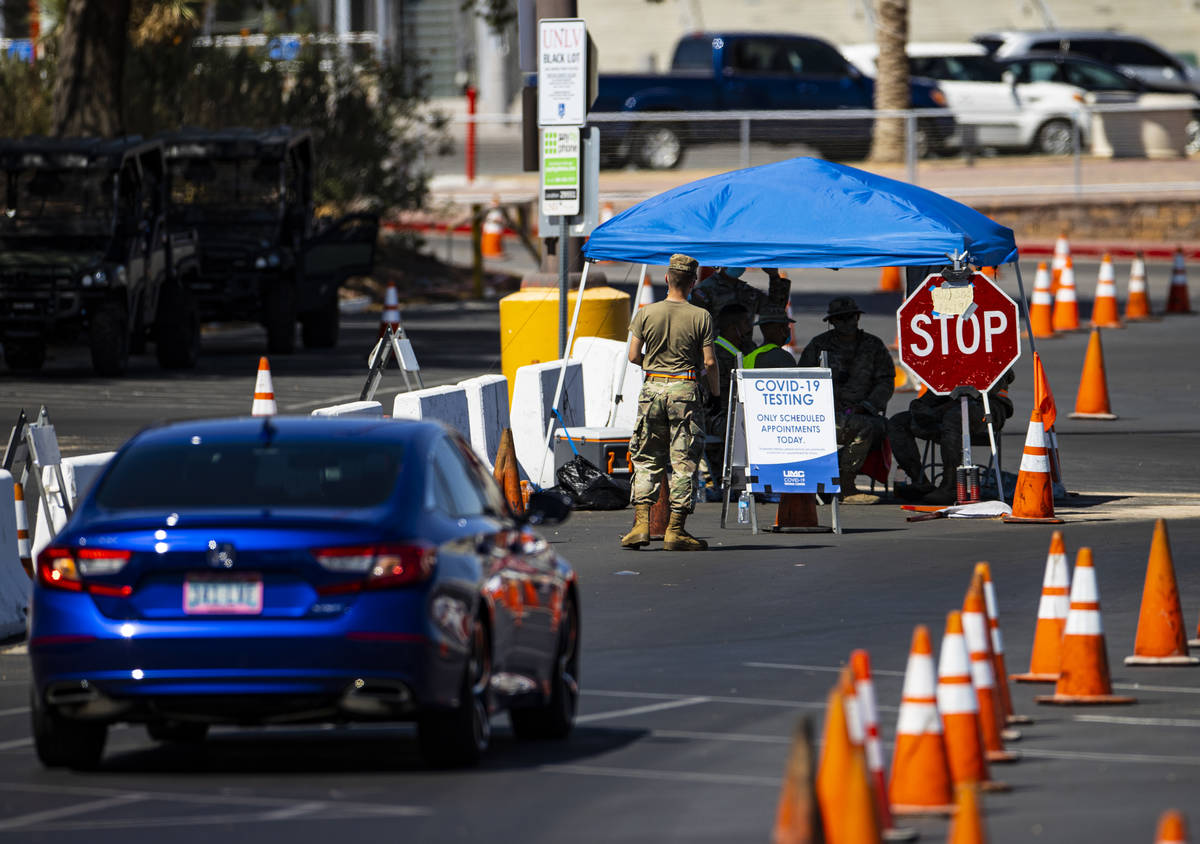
xmin=840 ymin=42 xmax=1091 ymax=154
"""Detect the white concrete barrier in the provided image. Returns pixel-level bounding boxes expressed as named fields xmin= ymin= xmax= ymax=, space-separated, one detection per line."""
xmin=0 ymin=470 xmax=29 ymax=639
xmin=458 ymin=374 xmax=510 ymax=469
xmin=311 ymin=401 xmax=384 ymax=417
xmin=32 ymin=452 xmax=115 ymax=558
xmin=511 ymin=360 xmax=585 ymax=488
xmin=571 ymin=336 xmax=644 ymax=428
xmin=392 ymin=386 xmax=470 ymax=433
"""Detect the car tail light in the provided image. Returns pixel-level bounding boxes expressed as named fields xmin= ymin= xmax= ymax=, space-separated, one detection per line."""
xmin=313 ymin=543 xmax=435 ymax=593
xmin=38 ymin=547 xmax=132 ymax=595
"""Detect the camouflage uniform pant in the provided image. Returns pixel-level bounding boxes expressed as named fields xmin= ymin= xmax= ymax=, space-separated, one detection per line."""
xmin=836 ymin=411 xmax=886 ymax=477
xmin=630 ymin=378 xmax=705 ymax=512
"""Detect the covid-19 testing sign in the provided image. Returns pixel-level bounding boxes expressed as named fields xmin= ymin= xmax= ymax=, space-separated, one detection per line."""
xmin=736 ymin=368 xmax=840 ymax=494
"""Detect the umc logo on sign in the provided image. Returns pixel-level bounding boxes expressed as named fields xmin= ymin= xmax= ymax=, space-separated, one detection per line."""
xmin=782 ymin=469 xmax=806 ymax=486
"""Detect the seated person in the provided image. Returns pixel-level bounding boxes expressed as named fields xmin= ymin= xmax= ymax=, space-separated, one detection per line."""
xmin=888 ymin=371 xmax=1016 ymax=505
xmin=797 ymin=297 xmax=894 ymax=503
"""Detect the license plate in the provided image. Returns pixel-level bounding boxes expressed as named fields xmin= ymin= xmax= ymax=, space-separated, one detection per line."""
xmin=184 ymin=574 xmax=263 ymax=615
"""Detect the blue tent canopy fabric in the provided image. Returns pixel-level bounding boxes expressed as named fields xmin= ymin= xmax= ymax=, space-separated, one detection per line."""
xmin=581 ymin=157 xmax=1019 ymax=268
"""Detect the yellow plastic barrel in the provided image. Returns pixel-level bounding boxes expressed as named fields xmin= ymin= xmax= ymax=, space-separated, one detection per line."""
xmin=499 ymin=285 xmax=630 ymax=402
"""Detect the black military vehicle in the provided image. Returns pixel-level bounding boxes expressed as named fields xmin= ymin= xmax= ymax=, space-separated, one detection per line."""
xmin=160 ymin=127 xmax=377 ymax=353
xmin=0 ymin=137 xmax=201 ymax=375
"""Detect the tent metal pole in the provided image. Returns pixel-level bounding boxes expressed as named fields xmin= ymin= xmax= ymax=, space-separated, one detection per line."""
xmin=1011 ymin=260 xmax=1037 ymax=359
xmin=982 ymin=392 xmax=1004 ymax=502
xmin=538 ymin=261 xmax=592 ymax=486
xmin=607 ymin=263 xmax=647 ymax=427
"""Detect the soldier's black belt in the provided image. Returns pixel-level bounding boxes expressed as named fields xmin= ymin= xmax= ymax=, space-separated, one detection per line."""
xmin=646 ymin=371 xmax=697 ymax=381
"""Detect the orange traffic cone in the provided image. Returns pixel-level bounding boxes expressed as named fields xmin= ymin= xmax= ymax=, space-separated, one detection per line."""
xmin=978 ymin=266 xmax=997 ymax=279
xmin=772 ymin=716 xmax=823 ymax=844
xmin=379 ymin=281 xmax=400 ymax=337
xmin=251 ymin=356 xmax=276 ymax=416
xmin=1035 ymin=547 xmax=1137 ymax=705
xmin=1002 ymin=409 xmax=1064 ymax=524
xmin=1051 ymin=232 xmax=1070 ymax=294
xmin=816 ymin=671 xmax=882 ymax=844
xmin=1156 ymin=810 xmax=1189 ymax=844
xmin=1029 ymin=262 xmax=1055 ymax=338
xmin=773 ymin=493 xmax=828 ymax=533
xmin=493 ymin=428 xmax=524 ymax=517
xmin=637 ymin=276 xmax=656 ymax=310
xmin=889 ymin=625 xmax=955 ymax=817
xmin=1165 ymin=247 xmax=1193 ymax=314
xmin=947 ymin=783 xmax=988 ymax=844
xmin=962 ymin=572 xmax=1020 ymax=763
xmin=1012 ymin=531 xmax=1072 ymax=683
xmin=976 ymin=562 xmax=1031 ymax=723
xmin=1126 ymin=520 xmax=1198 ymax=665
xmin=879 ymin=266 xmax=902 ymax=293
xmin=1089 ymin=253 xmax=1123 ymax=329
xmin=852 ymin=650 xmax=917 ymax=841
xmin=938 ymin=611 xmax=1007 ymax=792
xmin=481 ymin=198 xmax=505 ymax=259
xmin=1051 ymin=257 xmax=1081 ymax=332
xmin=13 ymin=482 xmax=32 ymax=578
xmin=894 ymin=361 xmax=919 ymax=393
xmin=1125 ymin=252 xmax=1152 ymax=321
xmin=1069 ymin=328 xmax=1117 ymax=419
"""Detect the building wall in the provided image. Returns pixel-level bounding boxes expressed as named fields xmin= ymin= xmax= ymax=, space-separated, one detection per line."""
xmin=577 ymin=0 xmax=1200 ymax=72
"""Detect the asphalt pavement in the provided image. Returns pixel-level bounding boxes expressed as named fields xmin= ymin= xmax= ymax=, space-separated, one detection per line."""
xmin=0 ymin=255 xmax=1198 ymax=841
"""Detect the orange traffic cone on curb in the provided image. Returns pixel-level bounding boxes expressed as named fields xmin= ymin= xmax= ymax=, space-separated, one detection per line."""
xmin=1156 ymin=810 xmax=1189 ymax=844
xmin=1089 ymin=253 xmax=1123 ymax=328
xmin=817 ymin=671 xmax=882 ymax=844
xmin=1051 ymin=232 xmax=1071 ymax=294
xmin=251 ymin=357 xmax=276 ymax=416
xmin=962 ymin=572 xmax=1020 ymax=762
xmin=1125 ymin=252 xmax=1152 ymax=321
xmin=774 ymin=493 xmax=828 ymax=533
xmin=889 ymin=625 xmax=955 ymax=817
xmin=1012 ymin=531 xmax=1072 ymax=683
xmin=772 ymin=716 xmax=823 ymax=844
xmin=13 ymin=482 xmax=32 ymax=578
xmin=637 ymin=277 xmax=656 ymax=309
xmin=1069 ymin=328 xmax=1117 ymax=420
xmin=976 ymin=563 xmax=1031 ymax=723
xmin=1051 ymin=257 xmax=1081 ymax=331
xmin=852 ymin=650 xmax=917 ymax=841
xmin=379 ymin=281 xmax=400 ymax=337
xmin=1165 ymin=247 xmax=1193 ymax=314
xmin=1035 ymin=547 xmax=1137 ymax=705
xmin=947 ymin=784 xmax=988 ymax=844
xmin=481 ymin=197 xmax=505 ymax=259
xmin=493 ymin=428 xmax=525 ymax=517
xmin=938 ymin=611 xmax=1008 ymax=792
xmin=1126 ymin=520 xmax=1198 ymax=665
xmin=879 ymin=266 xmax=902 ymax=293
xmin=1003 ymin=409 xmax=1064 ymax=524
xmin=1029 ymin=262 xmax=1055 ymax=338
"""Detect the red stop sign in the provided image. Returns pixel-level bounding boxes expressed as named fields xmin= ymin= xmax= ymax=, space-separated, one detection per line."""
xmin=897 ymin=272 xmax=1021 ymax=395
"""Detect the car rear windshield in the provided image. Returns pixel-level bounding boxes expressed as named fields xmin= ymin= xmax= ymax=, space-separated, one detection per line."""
xmin=910 ymin=55 xmax=1005 ymax=83
xmin=94 ymin=438 xmax=403 ymax=510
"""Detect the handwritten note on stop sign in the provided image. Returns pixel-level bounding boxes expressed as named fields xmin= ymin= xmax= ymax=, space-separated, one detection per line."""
xmin=931 ymin=282 xmax=975 ymax=318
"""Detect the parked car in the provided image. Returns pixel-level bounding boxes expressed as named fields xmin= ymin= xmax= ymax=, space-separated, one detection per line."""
xmin=840 ymin=42 xmax=1093 ymax=155
xmin=29 ymin=416 xmax=580 ymax=770
xmin=160 ymin=127 xmax=378 ymax=354
xmin=590 ymin=32 xmax=957 ymax=169
xmin=996 ymin=52 xmax=1200 ymax=154
xmin=0 ymin=137 xmax=201 ymax=375
xmin=974 ymin=29 xmax=1200 ymax=91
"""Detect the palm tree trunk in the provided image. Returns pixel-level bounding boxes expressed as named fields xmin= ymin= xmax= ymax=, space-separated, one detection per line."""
xmin=52 ymin=0 xmax=131 ymax=137
xmin=869 ymin=0 xmax=909 ymax=164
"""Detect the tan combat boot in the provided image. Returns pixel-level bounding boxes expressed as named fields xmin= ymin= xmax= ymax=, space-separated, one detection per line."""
xmin=663 ymin=511 xmax=707 ymax=551
xmin=620 ymin=505 xmax=651 ymax=549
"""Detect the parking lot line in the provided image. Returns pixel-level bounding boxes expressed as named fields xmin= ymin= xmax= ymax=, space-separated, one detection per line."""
xmin=0 ymin=737 xmax=31 ymax=751
xmin=1113 ymin=682 xmax=1200 ymax=695
xmin=744 ymin=661 xmax=906 ymax=677
xmin=0 ymin=707 xmax=28 ymax=718
xmin=0 ymin=794 xmax=149 ymax=831
xmin=586 ymin=688 xmax=894 ymax=713
xmin=1073 ymin=714 xmax=1200 ymax=728
xmin=542 ymin=764 xmax=780 ymax=788
xmin=577 ymin=696 xmax=710 ymax=724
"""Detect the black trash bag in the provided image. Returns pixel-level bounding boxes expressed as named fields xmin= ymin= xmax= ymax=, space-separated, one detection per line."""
xmin=555 ymin=455 xmax=631 ymax=510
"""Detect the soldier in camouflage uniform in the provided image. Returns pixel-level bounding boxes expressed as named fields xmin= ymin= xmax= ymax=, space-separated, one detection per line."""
xmin=690 ymin=267 xmax=792 ymax=325
xmin=621 ymin=253 xmax=719 ymax=552
xmin=797 ymin=297 xmax=894 ymax=503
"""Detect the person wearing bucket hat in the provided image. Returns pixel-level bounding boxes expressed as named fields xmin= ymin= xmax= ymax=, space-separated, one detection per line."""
xmin=744 ymin=310 xmax=797 ymax=369
xmin=797 ymin=296 xmax=894 ymax=503
xmin=690 ymin=266 xmax=791 ymax=326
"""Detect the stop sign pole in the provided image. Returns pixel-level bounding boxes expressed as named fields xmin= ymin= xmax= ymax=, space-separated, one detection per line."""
xmin=897 ymin=270 xmax=1022 ymax=503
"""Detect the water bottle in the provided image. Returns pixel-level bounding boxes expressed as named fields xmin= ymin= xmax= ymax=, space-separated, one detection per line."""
xmin=737 ymin=489 xmax=750 ymax=524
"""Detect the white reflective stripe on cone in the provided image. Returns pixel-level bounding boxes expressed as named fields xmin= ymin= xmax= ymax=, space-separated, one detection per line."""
xmin=1064 ymin=610 xmax=1104 ymax=636
xmin=1044 ymin=553 xmax=1070 ymax=588
xmin=844 ymin=694 xmax=865 ymax=744
xmin=937 ymin=681 xmax=978 ymax=715
xmin=901 ymin=654 xmax=937 ymax=698
xmin=939 ymin=633 xmax=971 ymax=677
xmin=1020 ymin=451 xmax=1051 ymax=474
xmin=1071 ymin=564 xmax=1100 ymax=603
xmin=1024 ymin=420 xmax=1046 ymax=447
xmin=897 ymin=700 xmax=942 ymax=735
xmin=983 ymin=581 xmax=1005 ymax=653
xmin=1033 ymin=290 xmax=1053 ymax=304
xmin=1036 ymin=587 xmax=1071 ymax=620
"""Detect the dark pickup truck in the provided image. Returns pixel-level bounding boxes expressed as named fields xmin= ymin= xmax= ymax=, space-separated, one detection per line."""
xmin=591 ymin=32 xmax=957 ymax=169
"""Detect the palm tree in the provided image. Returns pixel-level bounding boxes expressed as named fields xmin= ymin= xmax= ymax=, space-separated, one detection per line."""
xmin=869 ymin=0 xmax=909 ymax=164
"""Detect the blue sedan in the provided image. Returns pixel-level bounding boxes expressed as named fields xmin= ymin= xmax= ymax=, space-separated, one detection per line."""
xmin=29 ymin=416 xmax=580 ymax=769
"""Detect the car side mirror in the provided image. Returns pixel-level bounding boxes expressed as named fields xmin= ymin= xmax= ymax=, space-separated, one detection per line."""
xmin=523 ymin=489 xmax=573 ymax=526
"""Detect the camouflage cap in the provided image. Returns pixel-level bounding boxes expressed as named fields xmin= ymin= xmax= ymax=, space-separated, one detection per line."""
xmin=756 ymin=310 xmax=795 ymax=326
xmin=823 ymin=296 xmax=863 ymax=321
xmin=668 ymin=253 xmax=699 ymax=275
